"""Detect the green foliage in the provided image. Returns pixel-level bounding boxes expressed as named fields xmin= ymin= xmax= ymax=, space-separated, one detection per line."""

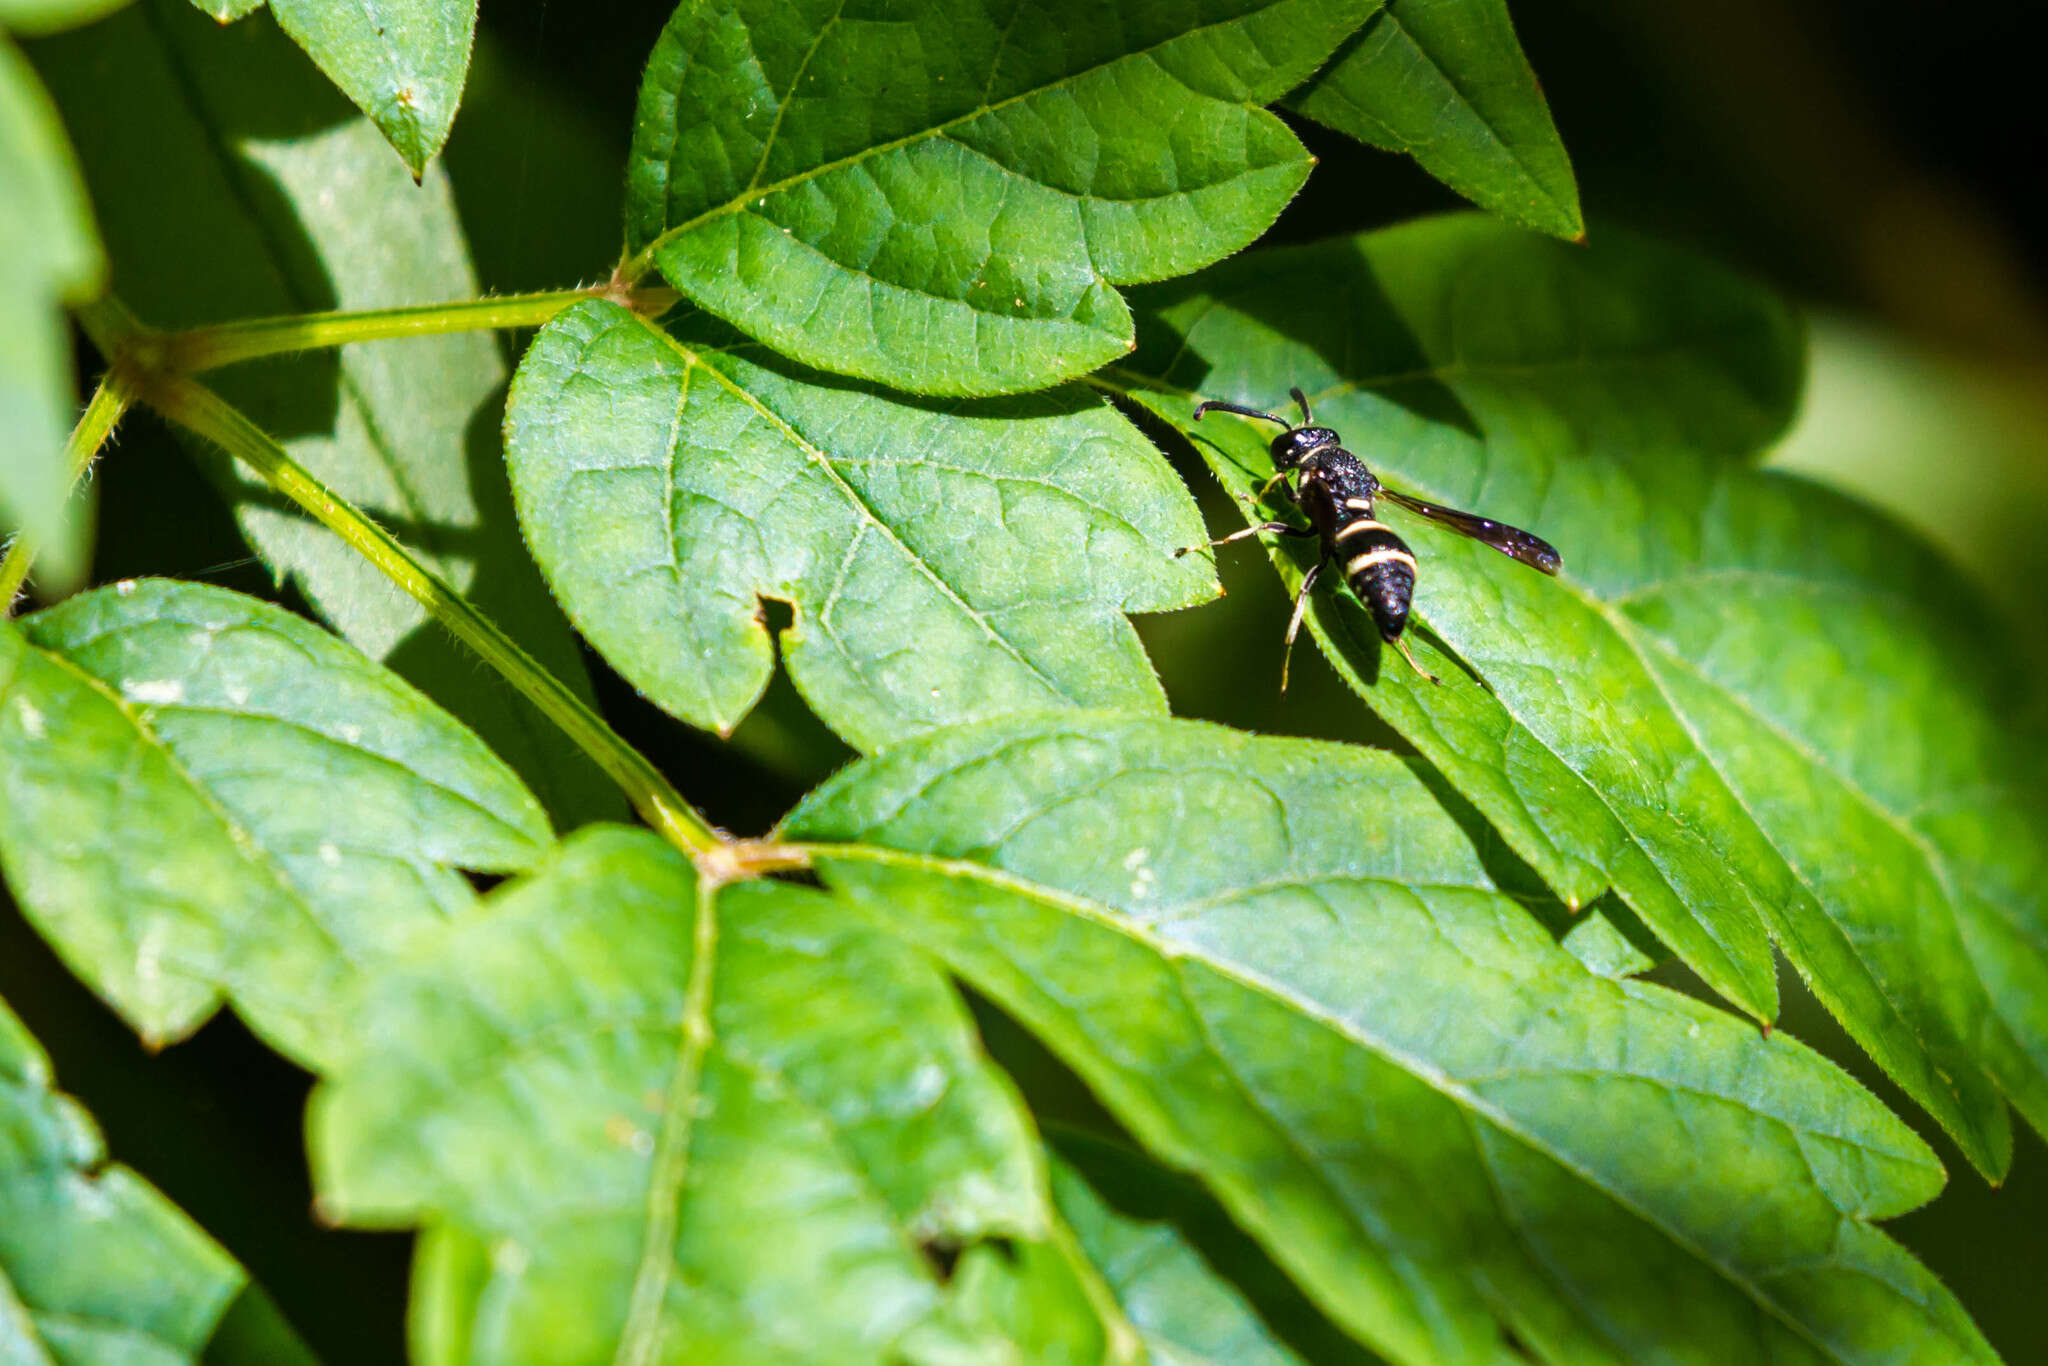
xmin=788 ymin=712 xmax=1990 ymax=1365
xmin=33 ymin=0 xmax=619 ymax=825
xmin=0 ymin=28 xmax=100 ymax=591
xmin=623 ymin=0 xmax=1378 ymax=395
xmin=310 ymin=825 xmax=1124 ymax=1363
xmin=505 ymin=301 xmax=1213 ymax=748
xmin=0 ymin=0 xmax=2038 ymax=1360
xmin=0 ymin=994 xmax=317 ymax=1363
xmin=1118 ymin=215 xmax=2048 ymax=1180
xmin=185 ymin=0 xmax=475 ymax=176
xmin=1288 ymin=0 xmax=1581 ymax=239
xmin=0 ymin=580 xmax=548 ymax=1064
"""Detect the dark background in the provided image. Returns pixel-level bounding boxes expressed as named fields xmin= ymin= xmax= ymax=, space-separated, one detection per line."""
xmin=6 ymin=0 xmax=2047 ymax=1359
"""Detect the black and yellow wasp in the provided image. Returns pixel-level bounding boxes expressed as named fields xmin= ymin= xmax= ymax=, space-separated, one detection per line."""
xmin=1182 ymin=389 xmax=1562 ymax=687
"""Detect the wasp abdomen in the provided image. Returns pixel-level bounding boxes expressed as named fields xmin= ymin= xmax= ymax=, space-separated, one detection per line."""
xmin=1337 ymin=518 xmax=1418 ymax=641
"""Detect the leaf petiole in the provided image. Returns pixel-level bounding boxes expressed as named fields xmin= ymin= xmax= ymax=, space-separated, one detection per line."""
xmin=0 ymin=374 xmax=135 ymax=616
xmin=144 ymin=370 xmax=725 ymax=858
xmin=159 ymin=284 xmax=680 ymax=373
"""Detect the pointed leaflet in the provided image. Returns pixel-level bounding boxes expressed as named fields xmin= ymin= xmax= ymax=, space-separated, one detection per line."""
xmin=785 ymin=712 xmax=1994 ymax=1366
xmin=1114 ymin=214 xmax=2048 ymax=1180
xmin=31 ymin=1 xmax=617 ymax=827
xmin=504 ymin=300 xmax=1213 ymax=751
xmin=186 ymin=0 xmax=476 ymax=176
xmin=0 ymin=581 xmax=548 ymax=1065
xmin=311 ymin=826 xmax=1129 ymax=1364
xmin=623 ymin=0 xmax=1378 ymax=396
xmin=0 ymin=995 xmax=318 ymax=1364
xmin=0 ymin=35 xmax=102 ymax=593
xmin=1287 ymin=0 xmax=1582 ymax=240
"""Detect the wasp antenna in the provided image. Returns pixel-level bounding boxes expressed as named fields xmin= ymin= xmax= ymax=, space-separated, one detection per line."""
xmin=1289 ymin=387 xmax=1313 ymax=424
xmin=1193 ymin=399 xmax=1292 ymax=428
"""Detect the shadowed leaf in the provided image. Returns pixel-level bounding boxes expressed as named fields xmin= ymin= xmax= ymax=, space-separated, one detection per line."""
xmin=0 ymin=993 xmax=319 ymax=1364
xmin=32 ymin=0 xmax=617 ymax=826
xmin=1288 ymin=0 xmax=1582 ymax=240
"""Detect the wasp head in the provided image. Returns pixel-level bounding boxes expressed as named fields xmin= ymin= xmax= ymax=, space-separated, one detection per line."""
xmin=1270 ymin=425 xmax=1339 ymax=470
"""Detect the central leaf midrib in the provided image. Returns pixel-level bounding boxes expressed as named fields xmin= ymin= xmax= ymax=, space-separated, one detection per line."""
xmin=633 ymin=1 xmax=1299 ymax=273
xmin=619 ymin=878 xmax=720 ymax=1365
xmin=813 ymin=844 xmax=1862 ymax=1362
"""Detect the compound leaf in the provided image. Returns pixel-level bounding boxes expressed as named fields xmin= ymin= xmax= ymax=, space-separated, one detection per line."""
xmin=0 ymin=580 xmax=549 ymax=1065
xmin=189 ymin=0 xmax=476 ymax=177
xmin=1287 ymin=0 xmax=1581 ymax=240
xmin=785 ymin=711 xmax=1994 ymax=1366
xmin=623 ymin=0 xmax=1378 ymax=395
xmin=0 ymin=993 xmax=318 ymax=1364
xmin=311 ymin=825 xmax=1130 ymax=1365
xmin=0 ymin=34 xmax=102 ymax=593
xmin=31 ymin=0 xmax=618 ymax=828
xmin=1115 ymin=214 xmax=2048 ymax=1181
xmin=504 ymin=299 xmax=1214 ymax=751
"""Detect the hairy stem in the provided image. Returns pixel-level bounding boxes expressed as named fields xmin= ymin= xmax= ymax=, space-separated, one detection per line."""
xmin=146 ymin=371 xmax=726 ymax=857
xmin=162 ymin=284 xmax=679 ymax=373
xmin=0 ymin=376 xmax=136 ymax=616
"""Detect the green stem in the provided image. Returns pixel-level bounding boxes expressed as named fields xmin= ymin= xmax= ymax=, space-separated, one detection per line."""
xmin=162 ymin=286 xmax=677 ymax=373
xmin=147 ymin=371 xmax=725 ymax=857
xmin=0 ymin=376 xmax=135 ymax=616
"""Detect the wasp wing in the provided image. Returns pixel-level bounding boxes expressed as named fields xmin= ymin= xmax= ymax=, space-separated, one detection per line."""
xmin=1379 ymin=487 xmax=1563 ymax=575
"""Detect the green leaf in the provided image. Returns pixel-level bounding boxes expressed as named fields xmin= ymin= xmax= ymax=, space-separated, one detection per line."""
xmin=0 ymin=0 xmax=130 ymax=38
xmin=785 ymin=711 xmax=1997 ymax=1366
xmin=0 ymin=993 xmax=319 ymax=1364
xmin=310 ymin=825 xmax=1127 ymax=1364
xmin=504 ymin=299 xmax=1214 ymax=751
xmin=1051 ymin=1130 xmax=1375 ymax=1366
xmin=0 ymin=579 xmax=549 ymax=1064
xmin=623 ymin=0 xmax=1378 ymax=395
xmin=1113 ymin=215 xmax=2048 ymax=1182
xmin=1287 ymin=0 xmax=1582 ymax=240
xmin=186 ymin=0 xmax=475 ymax=177
xmin=0 ymin=36 xmax=102 ymax=593
xmin=31 ymin=0 xmax=619 ymax=828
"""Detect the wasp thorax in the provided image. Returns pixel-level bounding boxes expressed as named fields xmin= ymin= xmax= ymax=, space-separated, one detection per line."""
xmin=1269 ymin=426 xmax=1339 ymax=469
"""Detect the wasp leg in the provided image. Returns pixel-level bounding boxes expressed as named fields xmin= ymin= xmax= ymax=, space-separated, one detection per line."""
xmin=1392 ymin=635 xmax=1441 ymax=687
xmin=1250 ymin=472 xmax=1291 ymax=504
xmin=1174 ymin=521 xmax=1312 ymax=558
xmin=1280 ymin=561 xmax=1325 ymax=693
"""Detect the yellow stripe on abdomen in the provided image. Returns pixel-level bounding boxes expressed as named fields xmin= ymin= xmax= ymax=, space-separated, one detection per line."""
xmin=1334 ymin=519 xmax=1389 ymax=541
xmin=1345 ymin=547 xmax=1416 ymax=575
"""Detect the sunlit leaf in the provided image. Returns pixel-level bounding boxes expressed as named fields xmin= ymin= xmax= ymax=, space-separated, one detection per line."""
xmin=1288 ymin=0 xmax=1581 ymax=239
xmin=32 ymin=0 xmax=617 ymax=826
xmin=0 ymin=993 xmax=318 ymax=1364
xmin=0 ymin=35 xmax=102 ymax=593
xmin=623 ymin=0 xmax=1378 ymax=395
xmin=504 ymin=299 xmax=1214 ymax=751
xmin=786 ymin=711 xmax=1994 ymax=1366
xmin=187 ymin=0 xmax=475 ymax=176
xmin=0 ymin=580 xmax=549 ymax=1064
xmin=1113 ymin=214 xmax=2048 ymax=1181
xmin=311 ymin=825 xmax=1128 ymax=1364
